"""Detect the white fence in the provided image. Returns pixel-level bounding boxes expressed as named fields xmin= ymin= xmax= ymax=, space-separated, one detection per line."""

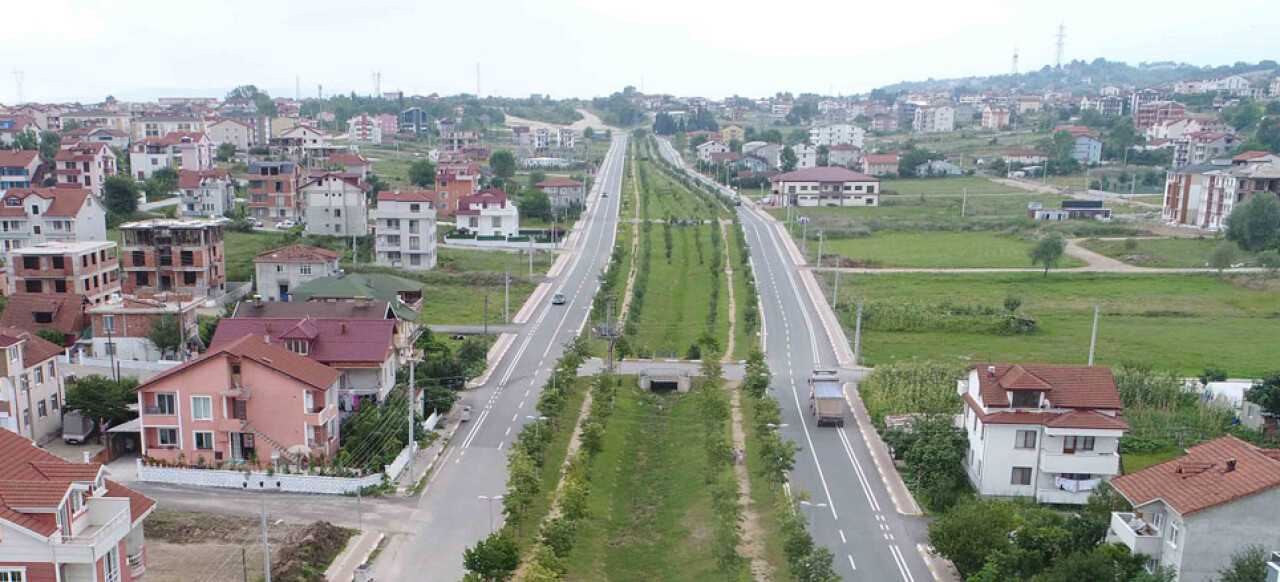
xmin=136 ymin=443 xmax=417 ymax=495
xmin=422 ymin=410 xmax=441 ymax=432
xmin=442 ymin=238 xmax=561 ymax=250
xmin=62 ymin=352 xmax=181 ymax=373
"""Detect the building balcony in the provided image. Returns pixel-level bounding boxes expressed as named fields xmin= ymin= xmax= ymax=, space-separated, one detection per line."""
xmin=127 ymin=547 xmax=147 ymax=579
xmin=1040 ymin=450 xmax=1120 ymax=475
xmin=1108 ymin=512 xmax=1162 ymax=556
xmin=52 ymin=497 xmax=132 ymax=564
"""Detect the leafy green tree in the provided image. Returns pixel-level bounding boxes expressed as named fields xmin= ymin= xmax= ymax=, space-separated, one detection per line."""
xmin=1245 ymin=373 xmax=1280 ymax=416
xmin=462 ymin=531 xmax=519 ymax=581
xmin=517 ymin=188 xmax=553 ymax=222
xmin=36 ymin=328 xmax=67 ymax=346
xmin=226 ymin=85 xmax=277 ymax=117
xmin=102 ymin=175 xmax=140 ymax=215
xmin=540 ymin=517 xmax=577 ymax=558
xmin=1035 ymin=543 xmax=1169 ymax=582
xmin=689 ymin=134 xmax=709 ymax=150
xmin=900 ymin=417 xmax=968 ymax=510
xmin=489 ymin=150 xmax=516 ymax=180
xmin=13 ymin=131 xmax=38 ymax=151
xmin=503 ymin=450 xmax=540 ymax=525
xmin=407 ymin=159 xmax=436 ymax=188
xmin=1256 ymin=249 xmax=1280 ymax=279
xmin=781 ymin=146 xmax=798 ymax=172
xmin=928 ymin=499 xmax=1016 ymax=577
xmin=145 ymin=166 xmax=180 ymax=200
xmin=1226 ymin=194 xmax=1280 ymax=252
xmin=1209 ymin=240 xmax=1242 ymax=277
xmin=215 ymin=142 xmax=236 ymax=162
xmin=795 ymin=546 xmax=840 ymax=582
xmin=1028 ymin=233 xmax=1067 ymax=276
xmin=1218 ymin=544 xmax=1270 ymax=582
xmin=38 ymin=130 xmax=61 ymax=162
xmin=147 ymin=313 xmax=185 ymax=359
xmin=787 ymin=128 xmax=810 ymax=145
xmin=64 ymin=375 xmax=140 ymax=441
xmin=582 ymin=126 xmax=595 ymax=139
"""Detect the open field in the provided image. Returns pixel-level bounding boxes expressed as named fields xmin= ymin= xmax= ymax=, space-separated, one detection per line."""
xmin=818 ymin=231 xmax=1086 ymax=269
xmin=823 ymin=272 xmax=1280 ymax=376
xmin=868 ymin=129 xmax=1043 ymax=157
xmin=436 ymin=246 xmax=554 ymax=276
xmin=562 ymin=381 xmax=724 ymax=581
xmin=1080 ymin=237 xmax=1254 ymax=268
xmin=416 ymin=276 xmax=538 ymax=326
xmin=224 ymin=230 xmax=288 ymax=281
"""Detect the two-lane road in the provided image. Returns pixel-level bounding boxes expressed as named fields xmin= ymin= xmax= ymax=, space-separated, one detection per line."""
xmin=376 ymin=135 xmax=628 ymax=582
xmin=656 ymin=137 xmax=934 ymax=582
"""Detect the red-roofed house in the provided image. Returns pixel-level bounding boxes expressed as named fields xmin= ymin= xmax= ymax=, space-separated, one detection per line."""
xmin=861 ymin=153 xmax=899 ymax=177
xmin=128 ymin=131 xmax=213 ymax=181
xmin=434 ymin=162 xmax=481 ymax=217
xmin=0 ymin=327 xmax=67 ymax=442
xmin=0 ymin=428 xmax=156 ymax=581
xmin=0 ymin=187 xmax=108 ymax=252
xmin=457 ymin=189 xmax=520 ymax=237
xmin=253 ymin=244 xmax=342 ymax=302
xmin=0 ymin=149 xmax=43 ymax=190
xmin=210 ymin=317 xmax=397 ymax=402
xmin=207 ymin=117 xmax=253 ymax=151
xmin=535 ymin=177 xmax=585 ymax=208
xmin=178 ymin=169 xmax=234 ymax=218
xmin=138 ymin=334 xmax=342 ymax=467
xmin=373 ymin=191 xmax=438 ymax=271
xmin=1173 ymin=131 xmax=1240 ymax=169
xmin=958 ymin=364 xmax=1128 ymax=504
xmin=769 ymin=166 xmax=881 ymax=207
xmin=827 ymin=144 xmax=862 ymax=168
xmin=301 ymin=172 xmax=370 ymax=237
xmin=0 ymin=115 xmax=38 ymax=146
xmin=1232 ymin=150 xmax=1280 ymax=166
xmin=1107 ymin=436 xmax=1280 ymax=581
xmin=53 ymin=142 xmax=117 ymax=196
xmin=327 ymin=153 xmax=373 ymax=180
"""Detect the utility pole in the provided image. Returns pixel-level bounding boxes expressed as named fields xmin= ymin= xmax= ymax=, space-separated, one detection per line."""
xmin=408 ymin=358 xmax=417 ymax=451
xmin=504 ymin=271 xmax=510 ymax=323
xmin=1054 ymin=23 xmax=1067 ymax=69
xmin=816 ymin=231 xmax=824 ymax=268
xmin=260 ymin=483 xmax=273 ymax=582
xmin=483 ymin=295 xmax=489 ymax=353
xmin=1088 ymin=306 xmax=1100 ymax=365
xmin=528 ymin=237 xmax=534 ymax=278
xmin=242 ymin=548 xmax=249 ymax=582
xmin=801 ymin=219 xmax=809 ymax=258
xmin=832 ymin=269 xmax=840 ymax=310
xmin=852 ymin=300 xmax=864 ymax=366
xmin=961 ymin=187 xmax=967 ymax=217
xmin=594 ymin=296 xmax=620 ymax=371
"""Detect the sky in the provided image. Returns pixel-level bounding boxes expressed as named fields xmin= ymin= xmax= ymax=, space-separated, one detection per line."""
xmin=5 ymin=0 xmax=1280 ymax=104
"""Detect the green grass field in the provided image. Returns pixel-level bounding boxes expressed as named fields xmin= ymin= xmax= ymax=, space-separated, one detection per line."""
xmin=629 ymin=223 xmax=729 ymax=357
xmin=1121 ymin=447 xmax=1181 ymax=474
xmin=1080 ymin=238 xmax=1254 ymax=268
xmin=825 ymin=272 xmax=1280 ymax=376
xmin=435 ymin=246 xmax=554 ymax=276
xmin=416 ymin=278 xmax=537 ymax=325
xmin=562 ymin=382 xmax=723 ymax=581
xmin=224 ymin=230 xmax=287 ymax=282
xmin=819 ymin=231 xmax=1085 ymax=269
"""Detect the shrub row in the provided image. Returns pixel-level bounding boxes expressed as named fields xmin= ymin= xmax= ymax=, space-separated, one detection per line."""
xmin=847 ymin=301 xmax=1036 ymax=335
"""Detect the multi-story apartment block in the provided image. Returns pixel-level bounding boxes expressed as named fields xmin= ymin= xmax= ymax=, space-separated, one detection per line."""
xmin=346 ymin=114 xmax=382 ymax=144
xmin=62 ymin=126 xmax=130 ymax=151
xmin=439 ymin=129 xmax=479 ymax=152
xmin=434 ymin=162 xmax=481 ymax=217
xmin=1080 ymin=95 xmax=1125 ymax=117
xmin=137 ymin=334 xmax=341 ymax=466
xmin=1163 ymin=160 xmax=1280 ymax=230
xmin=457 ymin=189 xmax=520 ymax=237
xmin=0 ymin=149 xmax=42 ymax=190
xmin=85 ymin=292 xmax=202 ymax=362
xmin=59 ymin=109 xmax=133 ymax=135
xmin=253 ymin=244 xmax=341 ymax=302
xmin=0 ymin=428 xmax=156 ymax=580
xmin=870 ymin=114 xmax=899 ymax=133
xmin=912 ymin=105 xmax=955 ymax=133
xmin=301 ymin=172 xmax=370 ymax=237
xmin=981 ymin=106 xmax=1011 ymax=130
xmin=0 ymin=328 xmax=67 ymax=442
xmin=119 ymin=218 xmax=227 ymax=298
xmin=1107 ymin=436 xmax=1280 ymax=582
xmin=52 ymin=142 xmax=117 ymax=196
xmin=808 ymin=124 xmax=866 ymax=148
xmin=131 ymin=115 xmax=205 ymax=141
xmin=792 ymin=143 xmax=818 ymax=169
xmin=246 ymin=161 xmax=303 ymax=224
xmin=958 ymin=364 xmax=1129 ymax=505
xmin=535 ymin=178 xmax=586 ymax=209
xmin=269 ymin=125 xmax=337 ymax=162
xmin=399 ymin=107 xmax=430 ymax=134
xmin=327 ymin=153 xmax=373 ymax=181
xmin=1172 ymin=131 xmax=1240 ymax=169
xmin=0 ymin=187 xmax=108 ymax=252
xmin=373 ymin=191 xmax=438 ymax=271
xmin=1136 ymin=101 xmax=1188 ymax=130
xmin=178 ymin=169 xmax=235 ymax=218
xmin=770 ymin=166 xmax=881 ymax=207
xmin=128 ymin=131 xmax=214 ymax=181
xmin=206 ymin=117 xmax=253 ymax=151
xmin=6 ymin=241 xmax=119 ymax=303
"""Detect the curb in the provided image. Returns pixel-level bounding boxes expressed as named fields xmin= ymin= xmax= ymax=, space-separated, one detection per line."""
xmin=844 ymin=382 xmax=924 ymax=517
xmin=466 ymin=333 xmax=516 ymax=389
xmin=324 ymin=531 xmax=385 ymax=582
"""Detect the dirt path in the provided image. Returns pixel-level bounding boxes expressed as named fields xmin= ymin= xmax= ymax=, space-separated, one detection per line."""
xmin=728 ymin=382 xmax=772 ymax=581
xmin=617 ymin=151 xmax=643 ymax=321
xmin=545 ymin=388 xmax=594 ymax=522
xmin=501 ymin=108 xmax=609 ymax=133
xmin=1063 ymin=238 xmax=1136 ymax=270
xmin=720 ymin=220 xmax=737 ymax=362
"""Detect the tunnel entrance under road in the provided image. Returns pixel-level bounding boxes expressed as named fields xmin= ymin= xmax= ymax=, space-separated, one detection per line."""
xmin=638 ymin=368 xmax=691 ymax=393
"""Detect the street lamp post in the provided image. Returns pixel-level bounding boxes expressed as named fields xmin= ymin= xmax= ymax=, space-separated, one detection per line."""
xmin=478 ymin=495 xmax=504 ymax=534
xmin=801 ymin=218 xmax=809 ymax=257
xmin=799 ymin=500 xmax=828 ymax=524
xmin=525 ymin=415 xmax=549 ymax=439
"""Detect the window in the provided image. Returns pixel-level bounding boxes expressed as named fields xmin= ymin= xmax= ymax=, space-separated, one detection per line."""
xmin=50 ymin=394 xmax=59 ymax=411
xmin=105 ymin=546 xmax=120 ymax=582
xmin=285 ymin=339 xmax=309 ymax=355
xmin=1011 ymin=467 xmax=1032 ymax=485
xmin=1015 ymin=429 xmax=1037 ymax=449
xmin=0 ymin=568 xmax=26 ymax=581
xmin=1167 ymin=523 xmax=1180 ymax=548
xmin=34 ymin=366 xmax=43 ymax=383
xmin=194 ymin=431 xmax=214 ymax=450
xmin=299 ymin=265 xmax=312 ymax=275
xmin=37 ymin=400 xmax=47 ymax=418
xmin=156 ymin=428 xmax=178 ymax=446
xmin=1062 ymin=436 xmax=1095 ymax=454
xmin=410 ymin=203 xmax=420 ymax=213
xmin=24 ymin=280 xmax=41 ymax=292
xmin=33 ymin=310 xmax=53 ymax=324
xmin=132 ymin=250 xmax=146 ymax=265
xmin=191 ymin=396 xmax=213 ymax=420
xmin=1011 ymin=391 xmax=1041 ymax=408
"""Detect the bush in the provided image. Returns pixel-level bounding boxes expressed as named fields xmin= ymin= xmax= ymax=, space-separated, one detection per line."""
xmin=858 ymin=362 xmax=963 ymax=428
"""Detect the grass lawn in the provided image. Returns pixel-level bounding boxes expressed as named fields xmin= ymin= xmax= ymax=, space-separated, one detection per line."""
xmin=880 ymin=176 xmax=1026 ymax=197
xmin=417 ymin=278 xmax=537 ymax=326
xmin=224 ymin=230 xmax=287 ymax=282
xmin=630 ymin=224 xmax=728 ymax=357
xmin=820 ymin=231 xmax=1085 ymax=269
xmin=825 ymin=272 xmax=1280 ymax=376
xmin=1080 ymin=237 xmax=1254 ymax=268
xmin=563 ymin=382 xmax=722 ymax=581
xmin=436 ymin=246 xmax=554 ymax=276
xmin=1121 ymin=447 xmax=1181 ymax=474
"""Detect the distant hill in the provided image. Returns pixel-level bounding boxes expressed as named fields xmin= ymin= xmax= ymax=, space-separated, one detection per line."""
xmin=872 ymin=58 xmax=1278 ymax=97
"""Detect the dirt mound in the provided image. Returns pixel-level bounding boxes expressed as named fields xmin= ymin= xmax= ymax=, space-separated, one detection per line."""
xmin=145 ymin=509 xmax=263 ymax=544
xmin=271 ymin=521 xmax=354 ymax=582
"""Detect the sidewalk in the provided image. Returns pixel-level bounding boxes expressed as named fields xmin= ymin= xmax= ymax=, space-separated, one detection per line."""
xmin=391 ymin=405 xmax=466 ymax=493
xmin=845 ymin=382 xmax=922 ymax=517
xmin=325 ymin=531 xmax=384 ymax=582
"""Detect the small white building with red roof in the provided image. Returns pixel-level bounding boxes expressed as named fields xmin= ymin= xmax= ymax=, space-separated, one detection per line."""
xmin=0 ymin=149 xmax=43 ymax=190
xmin=769 ymin=166 xmax=881 ymax=207
xmin=958 ymin=363 xmax=1129 ymax=504
xmin=178 ymin=169 xmax=234 ymax=218
xmin=128 ymin=131 xmax=213 ymax=181
xmin=457 ymin=188 xmax=519 ymax=237
xmin=327 ymin=153 xmax=373 ymax=181
xmin=535 ymin=177 xmax=585 ymax=208
xmin=52 ymin=143 xmax=117 ymax=197
xmin=0 ymin=187 xmax=108 ymax=252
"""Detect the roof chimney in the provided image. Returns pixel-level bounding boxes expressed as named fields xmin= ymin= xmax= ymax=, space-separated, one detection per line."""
xmin=987 ymin=365 xmax=996 ymax=378
xmin=1226 ymin=458 xmax=1237 ymax=472
xmin=340 ymin=322 xmax=347 ymax=334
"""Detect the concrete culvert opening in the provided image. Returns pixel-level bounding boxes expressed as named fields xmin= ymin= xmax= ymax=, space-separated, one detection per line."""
xmin=639 ymin=368 xmax=691 ymax=393
xmin=650 ymin=380 xmax=679 ymax=393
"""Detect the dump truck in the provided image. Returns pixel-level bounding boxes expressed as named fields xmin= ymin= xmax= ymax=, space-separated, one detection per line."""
xmin=62 ymin=411 xmax=96 ymax=444
xmin=808 ymin=369 xmax=846 ymax=427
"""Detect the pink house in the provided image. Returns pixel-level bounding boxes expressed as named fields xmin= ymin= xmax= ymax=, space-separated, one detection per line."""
xmin=137 ymin=335 xmax=342 ymax=468
xmin=0 ymin=428 xmax=156 ymax=582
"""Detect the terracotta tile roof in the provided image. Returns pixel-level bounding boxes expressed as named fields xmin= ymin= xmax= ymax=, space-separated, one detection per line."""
xmin=967 ymin=364 xmax=1123 ymax=410
xmin=0 ymin=149 xmax=39 ymax=167
xmin=328 ymin=153 xmax=370 ymax=166
xmin=863 ymin=153 xmax=899 ymax=164
xmin=830 ymin=144 xmax=862 ymax=151
xmin=0 ymin=187 xmax=96 ymax=218
xmin=209 ymin=318 xmax=395 ymax=366
xmin=141 ymin=334 xmax=341 ymax=391
xmin=54 ymin=141 xmax=109 ymax=161
xmin=771 ymin=166 xmax=879 ymax=183
xmin=536 ymin=178 xmax=583 ymax=188
xmin=457 ymin=189 xmax=511 ymax=215
xmin=0 ymin=326 xmax=69 ymax=365
xmin=376 ymin=190 xmax=434 ymax=203
xmin=301 ymin=171 xmax=370 ymax=192
xmin=178 ymin=169 xmax=230 ymax=190
xmin=253 ymin=244 xmax=340 ymax=265
xmin=999 ymin=149 xmax=1049 ymax=156
xmin=1233 ymin=150 xmax=1276 ymax=161
xmin=963 ymin=393 xmax=1130 ymax=430
xmin=0 ymin=428 xmax=155 ymax=536
xmin=1112 ymin=436 xmax=1280 ymax=516
xmin=0 ymin=293 xmax=88 ymax=339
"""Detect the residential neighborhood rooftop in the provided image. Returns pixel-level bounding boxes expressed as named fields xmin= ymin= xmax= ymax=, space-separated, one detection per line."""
xmin=1111 ymin=436 xmax=1280 ymax=515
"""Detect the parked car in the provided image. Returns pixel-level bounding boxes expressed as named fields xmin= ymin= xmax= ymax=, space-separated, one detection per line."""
xmin=275 ymin=220 xmax=297 ymax=230
xmin=460 ymin=405 xmax=472 ymax=422
xmin=246 ymin=217 xmax=263 ymax=227
xmin=552 ymin=292 xmax=566 ymax=305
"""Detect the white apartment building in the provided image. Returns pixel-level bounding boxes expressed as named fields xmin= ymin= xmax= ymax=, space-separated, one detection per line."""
xmin=207 ymin=118 xmax=253 ymax=151
xmin=301 ymin=173 xmax=370 ymax=237
xmin=769 ymin=166 xmax=881 ymax=207
xmin=457 ymin=189 xmax=519 ymax=237
xmin=53 ymin=142 xmax=117 ymax=196
xmin=131 ymin=115 xmax=206 ymax=140
xmin=808 ymin=124 xmax=866 ymax=148
xmin=128 ymin=131 xmax=214 ymax=181
xmin=959 ymin=364 xmax=1129 ymax=505
xmin=346 ymin=113 xmax=383 ymax=144
xmin=178 ymin=169 xmax=236 ymax=218
xmin=0 ymin=187 xmax=108 ymax=253
xmin=913 ymin=105 xmax=955 ymax=133
xmin=791 ymin=143 xmax=818 ymax=169
xmin=696 ymin=140 xmax=730 ymax=162
xmin=253 ymin=244 xmax=341 ymax=302
xmin=0 ymin=328 xmax=67 ymax=443
xmin=373 ymin=191 xmax=439 ymax=271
